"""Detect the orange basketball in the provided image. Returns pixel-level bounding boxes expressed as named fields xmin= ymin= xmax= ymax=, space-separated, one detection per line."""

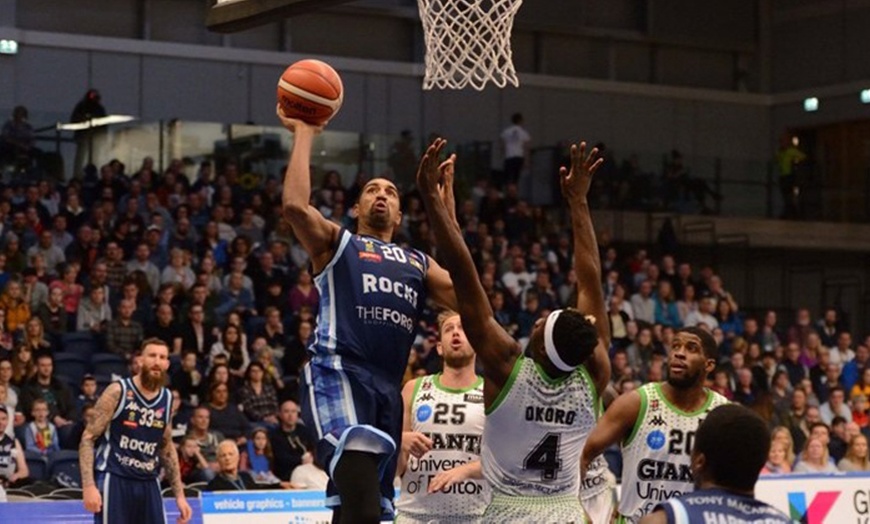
xmin=277 ymin=59 xmax=344 ymax=126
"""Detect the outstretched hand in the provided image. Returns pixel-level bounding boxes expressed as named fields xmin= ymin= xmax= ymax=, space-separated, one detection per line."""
xmin=275 ymin=104 xmax=324 ymax=135
xmin=416 ymin=138 xmax=448 ymax=196
xmin=559 ymin=141 xmax=603 ymax=205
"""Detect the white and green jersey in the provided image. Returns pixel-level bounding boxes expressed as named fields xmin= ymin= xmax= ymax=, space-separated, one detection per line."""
xmin=395 ymin=373 xmax=489 ymax=522
xmin=580 ymin=398 xmax=610 ymax=501
xmin=481 ymin=356 xmax=598 ymax=500
xmin=617 ymin=382 xmax=729 ymax=523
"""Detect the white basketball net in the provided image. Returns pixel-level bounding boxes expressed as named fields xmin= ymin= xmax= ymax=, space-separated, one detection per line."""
xmin=418 ymin=0 xmax=523 ymax=90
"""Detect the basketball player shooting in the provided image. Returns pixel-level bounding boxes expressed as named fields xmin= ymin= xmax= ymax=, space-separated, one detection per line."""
xmin=417 ymin=138 xmax=611 ymax=522
xmin=276 ymin=109 xmax=457 ymax=524
xmin=79 ymin=339 xmax=192 ymax=524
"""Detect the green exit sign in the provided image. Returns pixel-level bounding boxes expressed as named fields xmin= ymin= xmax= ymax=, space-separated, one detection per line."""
xmin=0 ymin=40 xmax=18 ymax=55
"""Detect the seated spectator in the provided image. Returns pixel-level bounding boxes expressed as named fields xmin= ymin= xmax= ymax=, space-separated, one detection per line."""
xmin=715 ymin=299 xmax=743 ymax=348
xmin=161 ymin=248 xmax=196 ymax=292
xmin=269 ymin=399 xmax=315 ymax=483
xmin=146 ymin=304 xmax=180 ymax=353
xmin=186 ymin=406 xmax=222 ymax=471
xmin=254 ymin=307 xmax=289 ymax=359
xmin=171 ymin=351 xmax=202 ymax=408
xmin=240 ymin=427 xmax=287 ymax=487
xmin=19 ymin=352 xmax=74 ymax=427
xmin=820 ymin=386 xmax=852 ymax=425
xmin=239 ymin=362 xmax=279 ymax=425
xmin=209 ymin=324 xmax=249 ymax=381
xmin=709 ymin=368 xmax=734 ymax=401
xmin=289 ymin=442 xmax=328 ymax=491
xmin=652 ymin=280 xmax=680 ymax=328
xmin=838 ymin=434 xmax=870 ymax=472
xmin=207 ymin=382 xmax=249 ymax=444
xmin=853 ymin=394 xmax=870 ymax=428
xmin=205 ymin=439 xmax=276 ymax=491
xmin=252 ymin=344 xmax=284 ymax=392
xmin=75 ymin=375 xmax=98 ymax=417
xmin=21 ymin=317 xmax=54 ymax=357
xmin=105 ymin=298 xmax=144 ymax=359
xmin=0 ymin=408 xmax=28 ymax=501
xmin=794 ymin=436 xmax=838 ymax=474
xmin=9 ymin=345 xmax=34 ymax=387
xmin=0 ymin=280 xmax=29 ymax=334
xmin=0 ymin=383 xmax=14 ymax=440
xmin=760 ymin=439 xmax=792 ymax=475
xmin=675 ymin=284 xmax=698 ymax=325
xmin=771 ymin=426 xmax=797 ymax=464
xmin=733 ymin=368 xmax=759 ymax=406
xmin=64 ymin=402 xmax=95 ymax=451
xmin=178 ymin=434 xmax=215 ymax=484
xmin=24 ymin=398 xmax=59 ymax=455
xmin=214 ymin=271 xmax=256 ymax=319
xmin=830 ymin=416 xmax=849 ymax=462
xmin=76 ymin=285 xmax=112 ymax=334
xmin=23 ymin=266 xmax=48 ymax=314
xmin=36 ymin=284 xmax=68 ymax=341
xmin=683 ymin=292 xmax=718 ymax=330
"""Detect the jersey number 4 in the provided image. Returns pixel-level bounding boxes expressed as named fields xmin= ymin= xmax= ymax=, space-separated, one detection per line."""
xmin=523 ymin=433 xmax=562 ymax=481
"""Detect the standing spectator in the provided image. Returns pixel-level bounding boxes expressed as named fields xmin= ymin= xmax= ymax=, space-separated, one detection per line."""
xmin=70 ymin=89 xmax=107 ymax=176
xmin=238 ymin=362 xmax=279 ymax=426
xmin=104 ymin=299 xmax=143 ymax=358
xmin=269 ymin=399 xmax=315 ymax=483
xmin=0 ymin=106 xmax=35 ymax=168
xmin=19 ymin=353 xmax=74 ymax=427
xmin=499 ymin=113 xmax=531 ymax=189
xmin=23 ymin=398 xmax=59 ymax=455
xmin=775 ymin=134 xmax=806 ymax=219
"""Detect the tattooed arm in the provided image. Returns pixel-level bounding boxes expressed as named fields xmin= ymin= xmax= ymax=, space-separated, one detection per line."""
xmin=161 ymin=423 xmax=192 ymax=523
xmin=79 ymin=382 xmax=121 ymax=514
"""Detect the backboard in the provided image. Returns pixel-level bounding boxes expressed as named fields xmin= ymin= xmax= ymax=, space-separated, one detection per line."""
xmin=206 ymin=0 xmax=353 ymax=33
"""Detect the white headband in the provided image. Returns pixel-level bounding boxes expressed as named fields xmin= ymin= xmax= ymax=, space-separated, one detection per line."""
xmin=543 ymin=309 xmax=577 ymax=372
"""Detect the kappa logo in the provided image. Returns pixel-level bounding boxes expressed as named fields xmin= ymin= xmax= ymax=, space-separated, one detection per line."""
xmin=649 ymin=415 xmax=666 ymax=426
xmin=418 ymin=393 xmax=435 ymax=402
xmin=788 ymin=491 xmax=840 ymax=524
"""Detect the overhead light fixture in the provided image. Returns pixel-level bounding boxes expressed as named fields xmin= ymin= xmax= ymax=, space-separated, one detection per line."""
xmin=803 ymin=97 xmax=819 ymax=112
xmin=0 ymin=39 xmax=17 ymax=55
xmin=861 ymin=89 xmax=870 ymax=104
xmin=56 ymin=115 xmax=137 ymax=131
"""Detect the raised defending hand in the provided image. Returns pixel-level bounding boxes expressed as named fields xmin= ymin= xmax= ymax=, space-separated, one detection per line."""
xmin=438 ymin=153 xmax=459 ymax=227
xmin=275 ymin=104 xmax=323 ymax=135
xmin=416 ymin=138 xmax=447 ymax=197
xmin=559 ymin=141 xmax=603 ymax=205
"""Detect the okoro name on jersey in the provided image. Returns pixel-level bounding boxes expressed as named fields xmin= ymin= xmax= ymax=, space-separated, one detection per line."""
xmin=617 ymin=382 xmax=729 ymax=522
xmin=396 ymin=374 xmax=489 ymax=520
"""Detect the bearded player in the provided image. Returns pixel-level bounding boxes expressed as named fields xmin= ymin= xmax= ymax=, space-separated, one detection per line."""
xmin=79 ymin=338 xmax=191 ymax=524
xmin=417 ymin=139 xmax=610 ymax=522
xmin=582 ymin=327 xmax=729 ymax=523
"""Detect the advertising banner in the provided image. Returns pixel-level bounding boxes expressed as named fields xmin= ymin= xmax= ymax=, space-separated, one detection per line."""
xmin=756 ymin=473 xmax=870 ymax=524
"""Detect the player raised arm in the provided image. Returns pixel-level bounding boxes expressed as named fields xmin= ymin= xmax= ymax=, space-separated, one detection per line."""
xmin=276 ymin=105 xmax=340 ymax=273
xmin=561 ymin=142 xmax=611 ymax=395
xmin=417 ymin=138 xmax=520 ymax=402
xmin=581 ymin=388 xmax=641 ymax=478
xmin=79 ymin=382 xmax=121 ymax=514
xmin=160 ymin=422 xmax=192 ymax=523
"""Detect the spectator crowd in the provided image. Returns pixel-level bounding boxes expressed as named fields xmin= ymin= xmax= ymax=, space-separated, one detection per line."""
xmin=0 ymin=118 xmax=863 ymax=499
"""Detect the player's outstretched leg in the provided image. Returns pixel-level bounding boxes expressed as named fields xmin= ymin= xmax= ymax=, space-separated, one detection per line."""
xmin=332 ymin=450 xmax=382 ymax=524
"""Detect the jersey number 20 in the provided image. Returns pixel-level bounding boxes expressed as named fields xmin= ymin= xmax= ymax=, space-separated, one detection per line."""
xmin=523 ymin=433 xmax=562 ymax=481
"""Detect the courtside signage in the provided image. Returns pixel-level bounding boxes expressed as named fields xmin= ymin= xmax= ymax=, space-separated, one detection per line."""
xmin=755 ymin=473 xmax=870 ymax=523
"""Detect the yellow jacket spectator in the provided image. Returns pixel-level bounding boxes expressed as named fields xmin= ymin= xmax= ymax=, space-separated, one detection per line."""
xmin=0 ymin=280 xmax=30 ymax=333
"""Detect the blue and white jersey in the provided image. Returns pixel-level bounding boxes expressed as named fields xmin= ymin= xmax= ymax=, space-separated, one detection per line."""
xmin=95 ymin=378 xmax=171 ymax=480
xmin=655 ymin=488 xmax=791 ymax=524
xmin=310 ymin=229 xmax=429 ymax=383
